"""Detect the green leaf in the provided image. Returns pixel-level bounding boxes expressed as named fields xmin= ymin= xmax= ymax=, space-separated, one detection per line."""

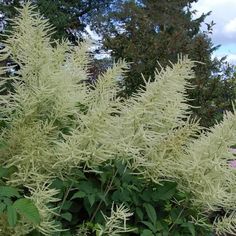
xmin=3 ymin=198 xmax=13 ymax=206
xmin=51 ymin=179 xmax=65 ymax=190
xmin=61 ymin=212 xmax=72 ymax=222
xmin=182 ymin=222 xmax=195 ymax=236
xmin=70 ymin=191 xmax=86 ymax=200
xmin=170 ymin=208 xmax=184 ymax=224
xmin=97 ymin=192 xmax=106 ymax=201
xmin=143 ymin=203 xmax=157 ymax=224
xmin=61 ymin=201 xmax=72 ymax=211
xmin=73 ymin=169 xmax=87 ymax=179
xmin=88 ymin=194 xmax=96 ymax=207
xmin=13 ymin=198 xmax=40 ymax=225
xmin=136 ymin=207 xmax=144 ymax=221
xmin=141 ymin=229 xmax=154 ymax=236
xmin=78 ymin=181 xmax=98 ymax=194
xmin=7 ymin=205 xmax=17 ymax=227
xmin=0 ymin=167 xmax=9 ymax=178
xmin=113 ymin=189 xmax=131 ymax=202
xmin=115 ymin=160 xmax=126 ymax=175
xmin=156 ymin=221 xmax=164 ymax=231
xmin=162 ymin=230 xmax=169 ymax=236
xmin=141 ymin=221 xmax=157 ymax=233
xmin=141 ymin=190 xmax=152 ymax=202
xmin=0 ymin=202 xmax=6 ymax=214
xmin=0 ymin=186 xmax=20 ymax=198
xmin=0 ymin=166 xmax=17 ymax=179
xmin=152 ymin=182 xmax=177 ymax=201
xmin=83 ymin=198 xmax=93 ymax=216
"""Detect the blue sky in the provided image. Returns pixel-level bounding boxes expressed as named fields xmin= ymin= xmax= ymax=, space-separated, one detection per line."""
xmin=193 ymin=0 xmax=236 ymax=64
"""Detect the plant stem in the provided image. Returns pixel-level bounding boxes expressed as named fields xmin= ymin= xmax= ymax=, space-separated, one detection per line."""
xmin=90 ymin=168 xmax=118 ymax=222
xmin=168 ymin=208 xmax=185 ymax=233
xmin=58 ymin=182 xmax=73 ymax=215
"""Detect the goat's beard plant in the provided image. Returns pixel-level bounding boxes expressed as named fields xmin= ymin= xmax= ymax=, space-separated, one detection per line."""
xmin=0 ymin=3 xmax=236 ymax=236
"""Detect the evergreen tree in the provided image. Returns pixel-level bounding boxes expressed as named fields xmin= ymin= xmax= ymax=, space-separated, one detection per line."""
xmin=92 ymin=0 xmax=234 ymax=127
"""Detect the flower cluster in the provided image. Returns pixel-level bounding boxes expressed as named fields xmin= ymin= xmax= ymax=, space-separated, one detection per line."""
xmin=0 ymin=3 xmax=236 ymax=235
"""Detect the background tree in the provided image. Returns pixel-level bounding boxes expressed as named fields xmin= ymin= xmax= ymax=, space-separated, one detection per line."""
xmin=0 ymin=0 xmax=114 ymax=86
xmin=91 ymin=0 xmax=236 ymax=127
xmin=188 ymin=35 xmax=236 ymax=126
xmin=0 ymin=0 xmax=112 ymax=42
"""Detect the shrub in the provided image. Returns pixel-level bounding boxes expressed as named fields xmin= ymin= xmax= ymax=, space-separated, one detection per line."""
xmin=0 ymin=3 xmax=235 ymax=235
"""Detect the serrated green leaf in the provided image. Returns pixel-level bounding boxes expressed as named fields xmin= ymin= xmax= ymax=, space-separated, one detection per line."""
xmin=13 ymin=198 xmax=40 ymax=225
xmin=143 ymin=203 xmax=157 ymax=225
xmin=61 ymin=212 xmax=72 ymax=222
xmin=70 ymin=191 xmax=86 ymax=200
xmin=7 ymin=205 xmax=17 ymax=227
xmin=0 ymin=186 xmax=20 ymax=198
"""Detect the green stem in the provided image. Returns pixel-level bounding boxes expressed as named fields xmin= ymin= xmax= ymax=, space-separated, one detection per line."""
xmin=58 ymin=182 xmax=73 ymax=215
xmin=90 ymin=168 xmax=118 ymax=222
xmin=168 ymin=208 xmax=185 ymax=233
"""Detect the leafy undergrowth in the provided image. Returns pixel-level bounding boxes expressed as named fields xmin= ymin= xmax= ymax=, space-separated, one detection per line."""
xmin=0 ymin=162 xmax=212 ymax=236
xmin=54 ymin=162 xmax=213 ymax=236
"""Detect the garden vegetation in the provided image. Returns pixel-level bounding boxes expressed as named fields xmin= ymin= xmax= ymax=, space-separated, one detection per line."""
xmin=0 ymin=4 xmax=236 ymax=236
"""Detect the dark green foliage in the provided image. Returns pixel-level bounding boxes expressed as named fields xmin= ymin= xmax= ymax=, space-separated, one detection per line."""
xmin=7 ymin=205 xmax=17 ymax=227
xmin=92 ymin=0 xmax=236 ymax=127
xmin=43 ymin=161 xmax=212 ymax=235
xmin=13 ymin=199 xmax=41 ymax=225
xmin=0 ymin=0 xmax=112 ymax=41
xmin=0 ymin=166 xmax=40 ymax=228
xmin=186 ymin=35 xmax=236 ymax=127
xmin=0 ymin=151 xmax=212 ymax=235
xmin=91 ymin=0 xmax=210 ymax=93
